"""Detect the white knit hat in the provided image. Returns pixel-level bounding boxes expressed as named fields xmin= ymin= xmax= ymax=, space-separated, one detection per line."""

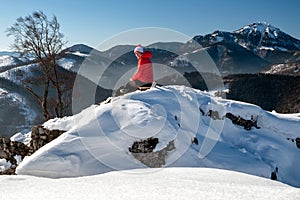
xmin=134 ymin=44 xmax=144 ymax=53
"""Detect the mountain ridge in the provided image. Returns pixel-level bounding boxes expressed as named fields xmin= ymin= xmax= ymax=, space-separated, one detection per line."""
xmin=61 ymin=22 xmax=300 ymax=75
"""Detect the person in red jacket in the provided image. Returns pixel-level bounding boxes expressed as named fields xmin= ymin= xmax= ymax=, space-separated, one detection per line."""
xmin=118 ymin=44 xmax=154 ymax=95
xmin=131 ymin=44 xmax=154 ymax=84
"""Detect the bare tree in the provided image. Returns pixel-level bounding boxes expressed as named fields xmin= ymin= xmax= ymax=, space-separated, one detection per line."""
xmin=6 ymin=11 xmax=67 ymax=120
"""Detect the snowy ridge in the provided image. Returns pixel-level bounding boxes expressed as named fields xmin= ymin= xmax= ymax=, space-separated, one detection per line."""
xmin=0 ymin=63 xmax=38 ymax=85
xmin=15 ymin=85 xmax=300 ymax=187
xmin=0 ymin=51 xmax=34 ymax=69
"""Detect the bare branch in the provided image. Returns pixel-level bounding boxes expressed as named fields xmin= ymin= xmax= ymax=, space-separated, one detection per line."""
xmin=6 ymin=11 xmax=68 ymax=120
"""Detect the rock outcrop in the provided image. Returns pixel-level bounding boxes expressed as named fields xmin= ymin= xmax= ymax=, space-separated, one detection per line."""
xmin=0 ymin=126 xmax=65 ymax=175
xmin=129 ymin=137 xmax=175 ymax=168
xmin=28 ymin=126 xmax=65 ymax=156
xmin=201 ymin=107 xmax=260 ymax=131
xmin=0 ymin=138 xmax=29 ymax=175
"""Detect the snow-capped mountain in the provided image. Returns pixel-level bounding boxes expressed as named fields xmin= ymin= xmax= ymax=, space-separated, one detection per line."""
xmin=234 ymin=22 xmax=300 ymax=52
xmin=190 ymin=22 xmax=300 ymax=73
xmin=193 ymin=22 xmax=300 ymax=55
xmin=14 ymin=86 xmax=300 ymax=188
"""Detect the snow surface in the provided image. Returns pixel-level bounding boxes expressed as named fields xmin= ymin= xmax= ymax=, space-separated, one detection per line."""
xmin=0 ymin=63 xmax=37 ymax=85
xmin=10 ymin=131 xmax=31 ymax=145
xmin=0 ymin=159 xmax=11 ymax=172
xmin=14 ymin=85 xmax=300 ymax=187
xmin=264 ymin=63 xmax=300 ymax=75
xmin=0 ymin=55 xmax=16 ymax=68
xmin=70 ymin=51 xmax=89 ymax=57
xmin=57 ymin=58 xmax=76 ymax=70
xmin=1 ymin=168 xmax=299 ymax=200
xmin=0 ymin=51 xmax=33 ymax=64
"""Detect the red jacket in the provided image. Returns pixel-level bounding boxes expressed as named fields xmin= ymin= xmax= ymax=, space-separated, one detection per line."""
xmin=131 ymin=51 xmax=154 ymax=83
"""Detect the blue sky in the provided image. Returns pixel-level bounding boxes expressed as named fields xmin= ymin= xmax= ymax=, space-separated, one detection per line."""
xmin=0 ymin=0 xmax=299 ymax=51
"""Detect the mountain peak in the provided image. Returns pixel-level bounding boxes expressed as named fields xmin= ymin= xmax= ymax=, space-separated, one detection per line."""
xmin=234 ymin=22 xmax=281 ymax=37
xmin=64 ymin=44 xmax=94 ymax=54
xmin=232 ymin=22 xmax=300 ymax=52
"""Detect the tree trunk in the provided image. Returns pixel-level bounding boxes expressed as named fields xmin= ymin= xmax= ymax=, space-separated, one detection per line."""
xmin=51 ymin=61 xmax=64 ymax=118
xmin=42 ymin=74 xmax=51 ymax=120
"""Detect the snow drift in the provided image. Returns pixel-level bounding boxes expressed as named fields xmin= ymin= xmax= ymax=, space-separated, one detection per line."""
xmin=2 ymin=168 xmax=300 ymax=200
xmin=15 ymin=85 xmax=300 ymax=187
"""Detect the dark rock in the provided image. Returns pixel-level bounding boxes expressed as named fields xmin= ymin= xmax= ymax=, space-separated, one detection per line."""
xmin=1 ymin=125 xmax=65 ymax=175
xmin=296 ymin=138 xmax=300 ymax=149
xmin=0 ymin=137 xmax=31 ymax=174
xmin=271 ymin=167 xmax=278 ymax=180
xmin=129 ymin=138 xmax=175 ymax=168
xmin=199 ymin=107 xmax=205 ymax=116
xmin=208 ymin=110 xmax=223 ymax=120
xmin=192 ymin=137 xmax=199 ymax=145
xmin=271 ymin=171 xmax=277 ymax=180
xmin=29 ymin=125 xmax=65 ymax=153
xmin=129 ymin=138 xmax=159 ymax=153
xmin=225 ymin=113 xmax=260 ymax=130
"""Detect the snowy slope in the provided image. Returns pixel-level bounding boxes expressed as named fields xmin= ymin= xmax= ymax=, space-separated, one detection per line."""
xmin=0 ymin=63 xmax=38 ymax=85
xmin=0 ymin=55 xmax=16 ymax=68
xmin=1 ymin=168 xmax=300 ymax=200
xmin=0 ymin=88 xmax=36 ymax=123
xmin=0 ymin=51 xmax=32 ymax=71
xmin=15 ymin=86 xmax=300 ymax=187
xmin=0 ymin=88 xmax=37 ymax=136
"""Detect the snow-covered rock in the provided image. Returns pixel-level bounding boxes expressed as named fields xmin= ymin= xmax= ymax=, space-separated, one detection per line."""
xmin=15 ymin=85 xmax=300 ymax=187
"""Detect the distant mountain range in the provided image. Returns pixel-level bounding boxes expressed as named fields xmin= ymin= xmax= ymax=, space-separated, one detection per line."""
xmin=57 ymin=22 xmax=300 ymax=79
xmin=0 ymin=22 xmax=300 ymax=136
xmin=192 ymin=22 xmax=300 ymax=75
